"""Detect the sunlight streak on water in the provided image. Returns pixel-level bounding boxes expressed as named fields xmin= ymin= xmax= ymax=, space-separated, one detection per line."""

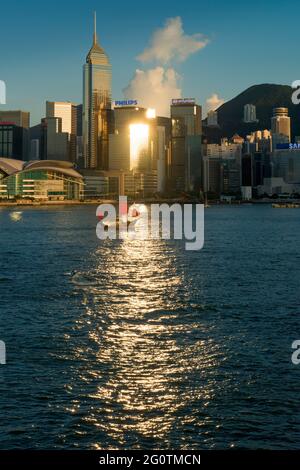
xmin=65 ymin=237 xmax=224 ymax=448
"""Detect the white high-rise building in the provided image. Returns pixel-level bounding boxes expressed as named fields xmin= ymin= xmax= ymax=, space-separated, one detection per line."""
xmin=46 ymin=101 xmax=76 ymax=134
xmin=207 ymin=110 xmax=218 ymax=127
xmin=244 ymin=104 xmax=258 ymax=123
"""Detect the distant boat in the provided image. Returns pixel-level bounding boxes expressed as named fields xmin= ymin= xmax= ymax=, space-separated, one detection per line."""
xmin=272 ymin=203 xmax=300 ymax=208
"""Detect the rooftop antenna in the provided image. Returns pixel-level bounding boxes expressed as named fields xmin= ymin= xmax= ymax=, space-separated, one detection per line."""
xmin=93 ymin=11 xmax=97 ymax=44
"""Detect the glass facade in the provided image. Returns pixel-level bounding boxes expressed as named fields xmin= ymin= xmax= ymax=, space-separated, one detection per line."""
xmin=170 ymin=103 xmax=202 ymax=191
xmin=0 ymin=126 xmax=13 ymax=157
xmin=0 ymin=124 xmax=29 ymax=160
xmin=0 ymin=169 xmax=83 ymax=200
xmin=83 ymin=33 xmax=112 ymax=170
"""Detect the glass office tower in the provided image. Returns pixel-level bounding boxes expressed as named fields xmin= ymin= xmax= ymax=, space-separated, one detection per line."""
xmin=83 ymin=14 xmax=112 ymax=170
xmin=170 ymin=100 xmax=202 ymax=191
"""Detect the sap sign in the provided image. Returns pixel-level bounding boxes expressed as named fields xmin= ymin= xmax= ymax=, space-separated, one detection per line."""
xmin=114 ymin=100 xmax=138 ymax=107
xmin=276 ymin=143 xmax=300 ymax=150
xmin=289 ymin=143 xmax=300 ymax=149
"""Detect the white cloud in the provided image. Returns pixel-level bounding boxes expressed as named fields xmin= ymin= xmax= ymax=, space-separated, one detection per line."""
xmin=123 ymin=67 xmax=181 ymax=117
xmin=137 ymin=17 xmax=209 ymax=64
xmin=206 ymin=93 xmax=224 ymax=112
xmin=123 ymin=17 xmax=210 ymax=116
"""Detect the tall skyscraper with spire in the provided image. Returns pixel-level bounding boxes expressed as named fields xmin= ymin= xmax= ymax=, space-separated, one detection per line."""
xmin=82 ymin=13 xmax=112 ymax=170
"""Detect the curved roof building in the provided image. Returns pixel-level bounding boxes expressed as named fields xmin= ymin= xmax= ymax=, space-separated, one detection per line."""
xmin=0 ymin=158 xmax=83 ymax=200
xmin=0 ymin=158 xmax=24 ymax=176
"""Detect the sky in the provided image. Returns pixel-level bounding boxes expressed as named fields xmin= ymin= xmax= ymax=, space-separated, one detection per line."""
xmin=0 ymin=0 xmax=299 ymax=124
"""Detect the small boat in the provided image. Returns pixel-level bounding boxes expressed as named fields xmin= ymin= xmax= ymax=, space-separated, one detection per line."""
xmin=272 ymin=203 xmax=300 ymax=208
xmin=98 ymin=206 xmax=141 ymax=231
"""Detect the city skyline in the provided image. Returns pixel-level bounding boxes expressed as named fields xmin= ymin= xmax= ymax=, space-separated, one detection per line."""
xmin=1 ymin=3 xmax=300 ymax=459
xmin=0 ymin=0 xmax=299 ymax=124
xmin=0 ymin=3 xmax=299 ymax=201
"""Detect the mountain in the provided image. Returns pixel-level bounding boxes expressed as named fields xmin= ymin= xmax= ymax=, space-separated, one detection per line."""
xmin=204 ymin=84 xmax=300 ymax=141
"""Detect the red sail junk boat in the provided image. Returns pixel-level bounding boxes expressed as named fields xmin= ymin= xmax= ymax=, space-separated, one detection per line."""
xmin=97 ymin=202 xmax=141 ymax=231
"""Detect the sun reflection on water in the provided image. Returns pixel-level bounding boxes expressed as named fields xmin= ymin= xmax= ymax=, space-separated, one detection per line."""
xmin=65 ymin=236 xmax=223 ymax=448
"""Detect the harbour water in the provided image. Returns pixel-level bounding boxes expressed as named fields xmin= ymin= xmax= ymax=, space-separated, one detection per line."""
xmin=0 ymin=204 xmax=299 ymax=449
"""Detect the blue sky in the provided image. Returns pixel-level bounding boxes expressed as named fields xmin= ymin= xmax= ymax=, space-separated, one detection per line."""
xmin=0 ymin=0 xmax=298 ymax=124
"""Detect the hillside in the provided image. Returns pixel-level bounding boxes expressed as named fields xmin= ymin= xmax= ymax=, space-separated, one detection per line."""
xmin=204 ymin=84 xmax=300 ymax=141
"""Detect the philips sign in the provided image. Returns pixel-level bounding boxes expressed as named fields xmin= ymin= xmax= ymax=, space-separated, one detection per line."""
xmin=114 ymin=100 xmax=138 ymax=108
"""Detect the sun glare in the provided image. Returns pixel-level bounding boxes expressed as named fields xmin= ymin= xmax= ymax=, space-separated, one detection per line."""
xmin=129 ymin=123 xmax=149 ymax=170
xmin=146 ymin=108 xmax=156 ymax=119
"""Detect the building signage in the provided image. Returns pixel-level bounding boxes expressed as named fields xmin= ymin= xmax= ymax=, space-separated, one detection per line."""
xmin=171 ymin=98 xmax=195 ymax=105
xmin=276 ymin=143 xmax=300 ymax=150
xmin=289 ymin=143 xmax=300 ymax=149
xmin=114 ymin=100 xmax=138 ymax=107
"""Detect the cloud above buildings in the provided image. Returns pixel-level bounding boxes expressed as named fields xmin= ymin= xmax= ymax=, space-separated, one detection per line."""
xmin=206 ymin=93 xmax=225 ymax=112
xmin=123 ymin=67 xmax=181 ymax=117
xmin=137 ymin=17 xmax=209 ymax=64
xmin=123 ymin=17 xmax=209 ymax=117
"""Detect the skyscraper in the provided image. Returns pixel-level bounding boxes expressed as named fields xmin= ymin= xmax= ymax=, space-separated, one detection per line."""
xmin=46 ymin=101 xmax=78 ymax=163
xmin=45 ymin=117 xmax=69 ymax=161
xmin=0 ymin=110 xmax=30 ymax=129
xmin=0 ymin=110 xmax=30 ymax=160
xmin=241 ymin=153 xmax=253 ymax=200
xmin=170 ymin=99 xmax=202 ymax=192
xmin=271 ymin=107 xmax=291 ymax=144
xmin=82 ymin=13 xmax=112 ymax=170
xmin=0 ymin=123 xmax=29 ymax=160
xmin=108 ymin=105 xmax=170 ymax=195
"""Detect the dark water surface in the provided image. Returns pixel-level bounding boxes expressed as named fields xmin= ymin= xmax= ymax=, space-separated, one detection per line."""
xmin=0 ymin=204 xmax=300 ymax=449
